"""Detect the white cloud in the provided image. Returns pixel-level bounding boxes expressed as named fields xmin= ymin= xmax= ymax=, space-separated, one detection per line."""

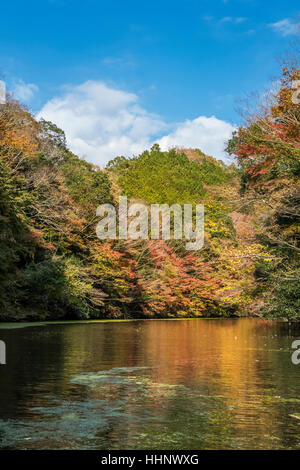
xmin=101 ymin=56 xmax=135 ymax=68
xmin=220 ymin=16 xmax=246 ymax=24
xmin=269 ymin=18 xmax=300 ymax=37
xmin=37 ymin=81 xmax=166 ymax=165
xmin=37 ymin=81 xmax=235 ymax=166
xmin=204 ymin=16 xmax=246 ymax=25
xmin=158 ymin=116 xmax=235 ymax=162
xmin=13 ymin=80 xmax=39 ymax=102
xmin=235 ymin=17 xmax=246 ymax=24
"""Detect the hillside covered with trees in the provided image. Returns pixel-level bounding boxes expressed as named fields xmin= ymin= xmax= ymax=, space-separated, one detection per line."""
xmin=0 ymin=64 xmax=299 ymax=321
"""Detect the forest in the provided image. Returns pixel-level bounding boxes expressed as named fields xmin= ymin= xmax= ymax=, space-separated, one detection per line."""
xmin=0 ymin=63 xmax=299 ymax=322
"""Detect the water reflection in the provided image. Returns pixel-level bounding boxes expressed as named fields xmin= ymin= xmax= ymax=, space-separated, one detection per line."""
xmin=0 ymin=319 xmax=299 ymax=449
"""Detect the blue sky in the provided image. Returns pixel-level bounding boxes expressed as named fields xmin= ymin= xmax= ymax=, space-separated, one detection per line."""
xmin=0 ymin=0 xmax=299 ymax=164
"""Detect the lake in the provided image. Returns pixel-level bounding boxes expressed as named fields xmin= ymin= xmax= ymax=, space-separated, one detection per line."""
xmin=0 ymin=318 xmax=299 ymax=449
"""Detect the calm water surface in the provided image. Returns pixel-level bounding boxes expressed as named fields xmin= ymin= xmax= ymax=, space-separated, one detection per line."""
xmin=0 ymin=318 xmax=299 ymax=449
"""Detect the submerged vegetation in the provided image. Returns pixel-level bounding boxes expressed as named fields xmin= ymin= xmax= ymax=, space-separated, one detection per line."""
xmin=0 ymin=62 xmax=299 ymax=321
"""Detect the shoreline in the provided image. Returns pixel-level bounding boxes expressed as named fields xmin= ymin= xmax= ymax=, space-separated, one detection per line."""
xmin=0 ymin=316 xmax=299 ymax=329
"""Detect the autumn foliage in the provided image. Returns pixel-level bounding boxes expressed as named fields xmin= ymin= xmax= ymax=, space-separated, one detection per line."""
xmin=0 ymin=61 xmax=299 ymax=321
xmin=226 ymin=61 xmax=300 ymax=319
